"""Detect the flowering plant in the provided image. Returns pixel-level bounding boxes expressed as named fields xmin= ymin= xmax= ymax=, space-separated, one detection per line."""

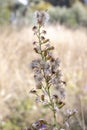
xmin=28 ymin=11 xmax=77 ymax=130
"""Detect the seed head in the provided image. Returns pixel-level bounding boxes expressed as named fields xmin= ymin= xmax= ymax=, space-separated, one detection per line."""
xmin=34 ymin=10 xmax=49 ymax=26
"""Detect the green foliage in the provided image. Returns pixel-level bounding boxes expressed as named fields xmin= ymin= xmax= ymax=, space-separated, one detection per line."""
xmin=31 ymin=1 xmax=52 ymax=10
xmin=0 ymin=0 xmax=87 ymax=28
xmin=44 ymin=0 xmax=86 ymax=7
xmin=1 ymin=97 xmax=33 ymax=130
xmin=0 ymin=0 xmax=13 ymax=25
xmin=0 ymin=6 xmax=10 ymax=25
xmin=48 ymin=2 xmax=87 ymax=28
xmin=71 ymin=2 xmax=87 ymax=26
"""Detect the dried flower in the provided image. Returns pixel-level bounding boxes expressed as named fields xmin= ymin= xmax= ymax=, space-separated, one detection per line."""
xmin=34 ymin=74 xmax=43 ymax=83
xmin=31 ymin=15 xmax=66 ymax=128
xmin=34 ymin=10 xmax=49 ymax=26
xmin=31 ymin=59 xmax=40 ymax=69
xmin=32 ymin=119 xmax=47 ymax=130
xmin=30 ymin=11 xmax=71 ymax=130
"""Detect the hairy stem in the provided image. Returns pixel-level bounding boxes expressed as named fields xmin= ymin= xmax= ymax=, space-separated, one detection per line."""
xmin=37 ymin=24 xmax=58 ymax=128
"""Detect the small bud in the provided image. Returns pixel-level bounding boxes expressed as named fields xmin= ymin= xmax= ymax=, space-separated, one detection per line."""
xmin=41 ymin=94 xmax=45 ymax=101
xmin=34 ymin=47 xmax=38 ymax=53
xmin=53 ymin=94 xmax=58 ymax=99
xmin=50 ymin=57 xmax=55 ymax=62
xmin=33 ymin=41 xmax=37 ymax=45
xmin=34 ymin=46 xmax=41 ymax=53
xmin=39 ymin=119 xmax=47 ymax=125
xmin=30 ymin=89 xmax=37 ymax=94
xmin=36 ymin=83 xmax=42 ymax=89
xmin=61 ymin=81 xmax=66 ymax=85
xmin=58 ymin=100 xmax=65 ymax=109
xmin=41 ymin=36 xmax=45 ymax=40
xmin=32 ymin=26 xmax=37 ymax=31
xmin=47 ymin=55 xmax=53 ymax=60
xmin=42 ymin=30 xmax=46 ymax=34
xmin=44 ymin=50 xmax=47 ymax=57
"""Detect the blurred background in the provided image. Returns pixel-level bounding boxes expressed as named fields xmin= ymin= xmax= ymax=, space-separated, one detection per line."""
xmin=0 ymin=0 xmax=87 ymax=130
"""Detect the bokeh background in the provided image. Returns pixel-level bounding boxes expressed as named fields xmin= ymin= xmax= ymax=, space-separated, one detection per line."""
xmin=0 ymin=0 xmax=87 ymax=130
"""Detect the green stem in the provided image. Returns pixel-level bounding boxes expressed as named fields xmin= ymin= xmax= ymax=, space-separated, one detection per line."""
xmin=38 ymin=24 xmax=44 ymax=60
xmin=47 ymin=85 xmax=57 ymax=127
xmin=37 ymin=24 xmax=58 ymax=128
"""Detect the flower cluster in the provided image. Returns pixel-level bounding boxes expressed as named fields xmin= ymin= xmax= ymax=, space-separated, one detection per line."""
xmin=30 ymin=11 xmax=66 ymax=130
xmin=29 ymin=11 xmax=77 ymax=130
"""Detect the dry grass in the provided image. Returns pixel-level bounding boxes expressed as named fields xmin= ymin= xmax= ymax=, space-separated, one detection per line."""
xmin=0 ymin=25 xmax=87 ymax=119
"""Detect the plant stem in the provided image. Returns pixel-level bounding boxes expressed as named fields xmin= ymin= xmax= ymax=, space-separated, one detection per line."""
xmin=37 ymin=24 xmax=58 ymax=128
xmin=47 ymin=84 xmax=57 ymax=127
xmin=38 ymin=24 xmax=44 ymax=60
xmin=80 ymin=97 xmax=85 ymax=130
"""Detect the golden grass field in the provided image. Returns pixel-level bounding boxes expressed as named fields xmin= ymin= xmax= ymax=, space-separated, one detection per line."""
xmin=0 ymin=25 xmax=87 ymax=123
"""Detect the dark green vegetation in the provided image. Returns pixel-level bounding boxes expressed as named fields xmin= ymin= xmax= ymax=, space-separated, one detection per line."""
xmin=44 ymin=0 xmax=86 ymax=7
xmin=0 ymin=0 xmax=87 ymax=27
xmin=48 ymin=2 xmax=87 ymax=27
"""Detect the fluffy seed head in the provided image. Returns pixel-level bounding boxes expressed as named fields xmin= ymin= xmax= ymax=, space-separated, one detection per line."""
xmin=34 ymin=10 xmax=49 ymax=26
